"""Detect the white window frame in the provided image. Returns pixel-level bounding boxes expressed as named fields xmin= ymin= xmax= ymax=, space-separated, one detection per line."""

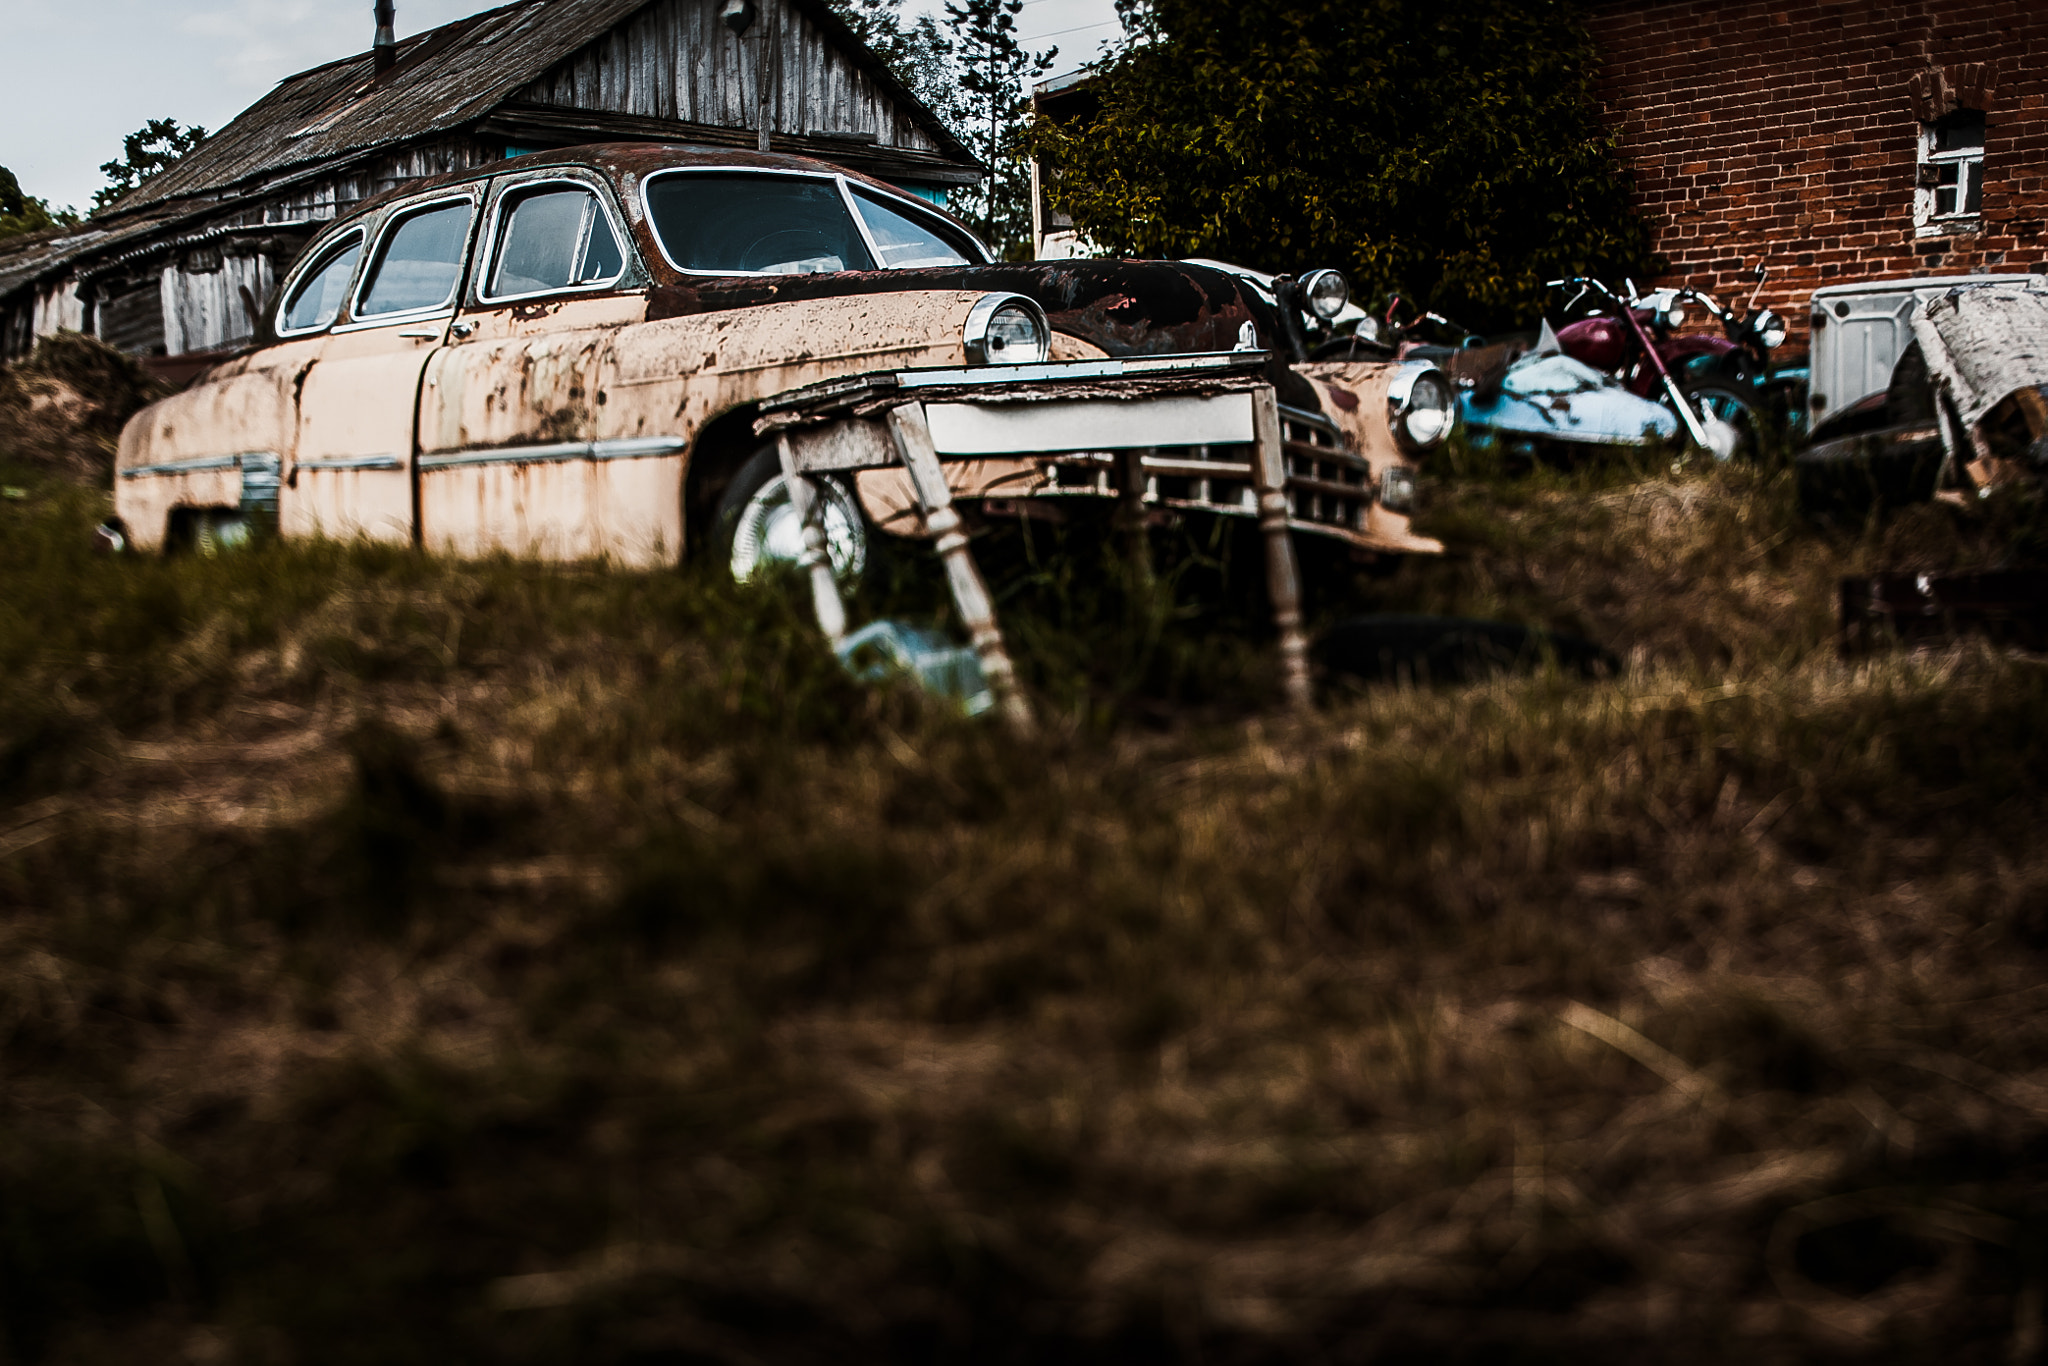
xmin=274 ymin=228 xmax=368 ymax=338
xmin=1914 ymin=112 xmax=1985 ymax=237
xmin=338 ymin=192 xmax=480 ymax=332
xmin=478 ymin=177 xmax=631 ymax=304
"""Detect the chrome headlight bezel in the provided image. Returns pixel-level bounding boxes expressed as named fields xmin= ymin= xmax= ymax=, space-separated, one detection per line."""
xmin=1386 ymin=361 xmax=1455 ymax=451
xmin=1300 ymin=268 xmax=1349 ymax=321
xmin=963 ymin=292 xmax=1050 ymax=365
xmin=1754 ymin=308 xmax=1787 ymax=350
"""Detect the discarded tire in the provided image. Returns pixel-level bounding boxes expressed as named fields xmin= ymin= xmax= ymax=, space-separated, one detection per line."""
xmin=1317 ymin=614 xmax=1618 ymax=685
xmin=1794 ymin=426 xmax=1945 ymax=521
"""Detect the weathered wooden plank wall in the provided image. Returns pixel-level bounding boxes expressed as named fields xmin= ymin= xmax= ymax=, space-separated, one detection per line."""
xmin=160 ymin=247 xmax=277 ymax=355
xmin=521 ymin=0 xmax=938 ymax=152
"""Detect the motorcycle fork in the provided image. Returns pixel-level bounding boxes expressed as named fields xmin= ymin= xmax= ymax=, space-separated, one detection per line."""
xmin=1620 ymin=307 xmax=1712 ymax=450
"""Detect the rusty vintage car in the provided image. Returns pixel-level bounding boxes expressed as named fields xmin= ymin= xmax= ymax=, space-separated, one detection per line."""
xmin=111 ymin=144 xmax=1452 ymax=717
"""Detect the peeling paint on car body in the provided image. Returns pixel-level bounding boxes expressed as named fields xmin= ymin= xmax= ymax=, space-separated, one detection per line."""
xmin=113 ymin=142 xmax=1443 ymax=570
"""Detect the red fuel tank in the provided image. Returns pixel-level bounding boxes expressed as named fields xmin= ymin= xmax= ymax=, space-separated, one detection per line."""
xmin=1556 ymin=315 xmax=1630 ymax=372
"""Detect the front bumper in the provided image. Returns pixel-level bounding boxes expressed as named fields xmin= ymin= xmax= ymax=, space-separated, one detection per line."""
xmin=755 ymin=352 xmax=1439 ymax=556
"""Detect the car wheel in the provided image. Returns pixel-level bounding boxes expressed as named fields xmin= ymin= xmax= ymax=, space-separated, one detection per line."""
xmin=1682 ymin=384 xmax=1762 ymax=462
xmin=712 ymin=444 xmax=869 ymax=585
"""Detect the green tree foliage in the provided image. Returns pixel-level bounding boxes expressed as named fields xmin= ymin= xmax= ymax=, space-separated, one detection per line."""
xmin=943 ymin=0 xmax=1056 ymax=255
xmin=93 ymin=119 xmax=208 ymax=213
xmin=1029 ymin=0 xmax=1658 ymax=329
xmin=834 ymin=0 xmax=971 ymax=131
xmin=0 ymin=167 xmax=79 ymax=243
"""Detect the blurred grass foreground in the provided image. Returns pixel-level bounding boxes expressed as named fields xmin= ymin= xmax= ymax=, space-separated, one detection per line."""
xmin=5 ymin=343 xmax=2048 ymax=1363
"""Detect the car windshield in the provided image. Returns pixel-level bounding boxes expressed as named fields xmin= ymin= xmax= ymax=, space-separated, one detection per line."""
xmin=646 ymin=172 xmax=978 ymax=275
xmin=647 ymin=174 xmax=874 ymax=275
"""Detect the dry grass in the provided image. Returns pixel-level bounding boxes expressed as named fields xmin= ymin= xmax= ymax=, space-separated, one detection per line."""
xmin=3 ymin=407 xmax=2047 ymax=1364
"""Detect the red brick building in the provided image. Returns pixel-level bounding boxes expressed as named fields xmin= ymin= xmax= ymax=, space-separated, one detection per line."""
xmin=1586 ymin=0 xmax=2048 ymax=346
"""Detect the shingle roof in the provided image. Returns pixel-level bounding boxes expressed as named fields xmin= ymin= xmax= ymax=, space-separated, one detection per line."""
xmin=108 ymin=0 xmax=975 ymax=219
xmin=113 ymin=0 xmax=658 ymax=216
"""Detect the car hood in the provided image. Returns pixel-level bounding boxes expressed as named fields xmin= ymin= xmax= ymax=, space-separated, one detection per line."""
xmin=646 ymin=260 xmax=1275 ymax=364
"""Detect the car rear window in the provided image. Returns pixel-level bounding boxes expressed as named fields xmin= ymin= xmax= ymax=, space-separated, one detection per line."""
xmin=645 ymin=174 xmax=875 ymax=276
xmin=357 ymin=201 xmax=473 ymax=317
xmin=279 ymin=234 xmax=363 ymax=334
xmin=487 ymin=186 xmax=626 ymax=298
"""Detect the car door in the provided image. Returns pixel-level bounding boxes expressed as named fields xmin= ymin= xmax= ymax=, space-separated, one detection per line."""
xmin=285 ymin=188 xmax=482 ymax=544
xmin=415 ymin=172 xmax=674 ymax=564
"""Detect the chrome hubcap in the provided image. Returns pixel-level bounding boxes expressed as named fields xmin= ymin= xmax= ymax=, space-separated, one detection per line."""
xmin=729 ymin=474 xmax=867 ymax=583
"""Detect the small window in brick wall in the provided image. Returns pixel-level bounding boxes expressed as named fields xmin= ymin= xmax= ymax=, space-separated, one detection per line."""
xmin=1916 ymin=109 xmax=1984 ymax=233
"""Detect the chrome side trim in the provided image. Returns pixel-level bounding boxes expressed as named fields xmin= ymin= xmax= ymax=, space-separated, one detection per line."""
xmin=120 ymin=452 xmax=276 ymax=479
xmin=418 ymin=436 xmax=687 ymax=471
xmin=294 ymin=455 xmax=406 ymax=472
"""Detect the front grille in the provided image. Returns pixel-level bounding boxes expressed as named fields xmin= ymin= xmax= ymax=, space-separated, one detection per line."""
xmin=1026 ymin=428 xmax=1376 ymax=539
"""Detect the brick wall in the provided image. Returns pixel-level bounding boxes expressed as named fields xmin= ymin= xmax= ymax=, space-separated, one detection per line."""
xmin=1586 ymin=0 xmax=2048 ymax=349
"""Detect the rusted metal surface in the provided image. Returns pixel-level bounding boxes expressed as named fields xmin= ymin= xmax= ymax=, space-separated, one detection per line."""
xmin=1840 ymin=570 xmax=2048 ymax=652
xmin=651 ymin=259 xmax=1267 ymax=362
xmin=111 ymin=144 xmax=1448 ymax=727
xmin=419 ymin=450 xmax=686 ymax=564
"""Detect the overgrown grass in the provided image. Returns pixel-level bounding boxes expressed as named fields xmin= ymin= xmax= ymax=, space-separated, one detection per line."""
xmin=4 ymin=440 xmax=2047 ymax=1364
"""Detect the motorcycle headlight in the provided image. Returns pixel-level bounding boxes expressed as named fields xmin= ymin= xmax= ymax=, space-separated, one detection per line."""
xmin=1665 ymin=302 xmax=1687 ymax=329
xmin=1301 ymin=269 xmax=1349 ymax=321
xmin=963 ymin=293 xmax=1050 ymax=365
xmin=1754 ymin=309 xmax=1787 ymax=350
xmin=1387 ymin=362 xmax=1454 ymax=450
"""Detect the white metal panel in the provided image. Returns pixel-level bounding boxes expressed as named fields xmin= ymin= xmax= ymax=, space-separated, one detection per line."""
xmin=922 ymin=393 xmax=1256 ymax=455
xmin=1809 ymin=274 xmax=2047 ymax=431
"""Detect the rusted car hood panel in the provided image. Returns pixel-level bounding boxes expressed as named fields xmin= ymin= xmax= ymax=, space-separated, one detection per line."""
xmin=647 ymin=260 xmax=1273 ymax=362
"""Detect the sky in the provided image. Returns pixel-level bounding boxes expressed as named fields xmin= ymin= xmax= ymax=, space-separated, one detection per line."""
xmin=0 ymin=0 xmax=1122 ymax=214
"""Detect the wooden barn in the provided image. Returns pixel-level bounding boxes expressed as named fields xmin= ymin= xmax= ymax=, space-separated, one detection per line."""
xmin=0 ymin=0 xmax=981 ymax=372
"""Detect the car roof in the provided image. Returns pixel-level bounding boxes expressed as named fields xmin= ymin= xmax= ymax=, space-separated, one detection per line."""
xmin=335 ymin=141 xmax=976 ymax=240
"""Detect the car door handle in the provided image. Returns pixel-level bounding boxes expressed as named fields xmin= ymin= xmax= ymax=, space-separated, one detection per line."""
xmin=398 ymin=327 xmax=442 ymax=339
xmin=450 ymin=321 xmax=475 ymax=339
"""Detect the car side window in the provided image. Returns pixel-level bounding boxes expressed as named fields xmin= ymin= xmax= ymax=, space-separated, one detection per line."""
xmin=278 ymin=234 xmax=363 ymax=334
xmin=357 ymin=201 xmax=474 ymax=318
xmin=486 ymin=186 xmax=626 ymax=299
xmin=851 ymin=191 xmax=975 ymax=269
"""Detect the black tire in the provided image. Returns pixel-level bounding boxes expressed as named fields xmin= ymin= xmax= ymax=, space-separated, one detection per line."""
xmin=1794 ymin=426 xmax=1946 ymax=522
xmin=1682 ymin=383 xmax=1763 ymax=462
xmin=710 ymin=444 xmax=870 ymax=586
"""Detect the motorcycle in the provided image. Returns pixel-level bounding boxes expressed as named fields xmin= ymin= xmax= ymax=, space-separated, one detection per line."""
xmin=1360 ymin=296 xmax=1681 ymax=459
xmin=1551 ymin=265 xmax=1803 ymax=459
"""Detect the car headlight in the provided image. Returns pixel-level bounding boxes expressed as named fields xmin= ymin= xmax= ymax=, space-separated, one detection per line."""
xmin=964 ymin=293 xmax=1049 ymax=365
xmin=1387 ymin=362 xmax=1454 ymax=450
xmin=1300 ymin=269 xmax=1349 ymax=321
xmin=1754 ymin=309 xmax=1787 ymax=350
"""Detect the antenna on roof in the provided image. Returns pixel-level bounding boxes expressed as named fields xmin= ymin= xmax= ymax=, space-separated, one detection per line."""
xmin=373 ymin=1 xmax=398 ymax=74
